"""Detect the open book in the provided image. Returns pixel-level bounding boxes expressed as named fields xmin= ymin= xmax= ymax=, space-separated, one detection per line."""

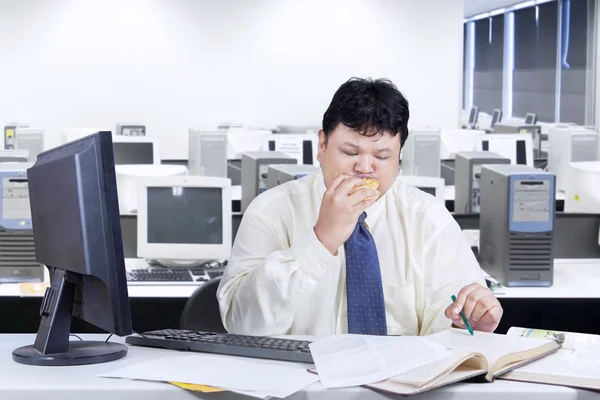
xmin=365 ymin=328 xmax=559 ymax=395
xmin=499 ymin=327 xmax=600 ymax=391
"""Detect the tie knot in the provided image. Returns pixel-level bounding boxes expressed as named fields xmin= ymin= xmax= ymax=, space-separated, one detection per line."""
xmin=358 ymin=212 xmax=367 ymax=224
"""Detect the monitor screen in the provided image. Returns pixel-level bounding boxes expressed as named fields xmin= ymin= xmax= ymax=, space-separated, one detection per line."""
xmin=419 ymin=187 xmax=436 ymax=196
xmin=147 ymin=187 xmax=223 ymax=245
xmin=491 ymin=110 xmax=502 ymax=127
xmin=469 ymin=107 xmax=478 ymax=124
xmin=113 ymin=142 xmax=154 ymax=165
xmin=525 ymin=113 xmax=536 ymax=125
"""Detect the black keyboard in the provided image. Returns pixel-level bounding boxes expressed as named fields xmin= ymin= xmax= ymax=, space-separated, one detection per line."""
xmin=208 ymin=270 xmax=224 ymax=279
xmin=127 ymin=269 xmax=199 ymax=282
xmin=126 ymin=329 xmax=313 ymax=363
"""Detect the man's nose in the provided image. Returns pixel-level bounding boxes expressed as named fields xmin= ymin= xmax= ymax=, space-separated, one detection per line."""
xmin=355 ymin=154 xmax=374 ymax=174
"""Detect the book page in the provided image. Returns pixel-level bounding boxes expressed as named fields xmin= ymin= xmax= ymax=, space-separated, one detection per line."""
xmin=386 ymin=349 xmax=487 ymax=387
xmin=308 ymin=335 xmax=449 ymax=389
xmin=507 ymin=327 xmax=600 ymax=350
xmin=507 ymin=348 xmax=600 ymax=379
xmin=426 ymin=328 xmax=553 ymax=368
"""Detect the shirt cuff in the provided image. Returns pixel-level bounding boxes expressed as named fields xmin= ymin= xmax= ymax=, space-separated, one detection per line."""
xmin=289 ymin=228 xmax=336 ymax=279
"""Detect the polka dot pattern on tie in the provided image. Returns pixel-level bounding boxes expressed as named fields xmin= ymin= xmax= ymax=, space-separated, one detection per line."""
xmin=345 ymin=212 xmax=387 ymax=335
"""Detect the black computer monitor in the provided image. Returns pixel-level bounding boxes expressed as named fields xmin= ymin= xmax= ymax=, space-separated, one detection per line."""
xmin=469 ymin=106 xmax=479 ymax=126
xmin=12 ymin=131 xmax=132 ymax=366
xmin=491 ymin=109 xmax=503 ymax=128
xmin=525 ymin=112 xmax=537 ymax=125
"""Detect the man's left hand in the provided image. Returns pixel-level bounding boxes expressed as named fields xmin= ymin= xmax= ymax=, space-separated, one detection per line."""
xmin=444 ymin=283 xmax=503 ymax=333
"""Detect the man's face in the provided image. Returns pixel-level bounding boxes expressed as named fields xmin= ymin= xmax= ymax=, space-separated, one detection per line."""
xmin=317 ymin=124 xmax=401 ymax=197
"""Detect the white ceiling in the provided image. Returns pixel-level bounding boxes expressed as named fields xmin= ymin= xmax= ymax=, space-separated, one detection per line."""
xmin=464 ymin=0 xmax=521 ymax=17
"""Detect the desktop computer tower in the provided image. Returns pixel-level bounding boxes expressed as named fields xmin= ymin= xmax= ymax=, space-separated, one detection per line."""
xmin=0 ymin=164 xmax=44 ymax=283
xmin=479 ymin=165 xmax=555 ymax=287
xmin=241 ymin=151 xmax=296 ymax=213
xmin=454 ymin=151 xmax=510 ymax=214
xmin=401 ymin=129 xmax=441 ymax=178
xmin=188 ymin=130 xmax=228 ymax=178
xmin=266 ymin=164 xmax=318 ymax=189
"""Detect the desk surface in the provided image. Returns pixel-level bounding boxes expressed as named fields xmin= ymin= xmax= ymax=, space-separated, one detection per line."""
xmin=0 ymin=259 xmax=598 ymax=299
xmin=494 ymin=259 xmax=600 ymax=299
xmin=0 ymin=334 xmax=595 ymax=400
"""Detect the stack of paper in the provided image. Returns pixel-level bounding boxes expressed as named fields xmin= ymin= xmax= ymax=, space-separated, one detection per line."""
xmin=308 ymin=334 xmax=450 ymax=388
xmin=100 ymin=353 xmax=319 ymax=399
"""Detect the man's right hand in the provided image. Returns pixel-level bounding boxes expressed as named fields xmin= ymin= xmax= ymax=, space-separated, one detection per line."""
xmin=314 ymin=175 xmax=379 ymax=255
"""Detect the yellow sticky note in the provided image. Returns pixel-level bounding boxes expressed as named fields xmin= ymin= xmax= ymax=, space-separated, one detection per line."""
xmin=20 ymin=281 xmax=49 ymax=296
xmin=169 ymin=382 xmax=226 ymax=393
xmin=574 ymin=194 xmax=580 ymax=202
xmin=6 ymin=129 xmax=13 ymax=138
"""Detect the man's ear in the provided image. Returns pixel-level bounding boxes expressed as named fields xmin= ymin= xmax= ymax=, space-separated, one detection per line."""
xmin=316 ymin=129 xmax=327 ymax=164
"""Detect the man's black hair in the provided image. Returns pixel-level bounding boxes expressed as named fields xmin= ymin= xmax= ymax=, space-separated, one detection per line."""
xmin=322 ymin=77 xmax=410 ymax=147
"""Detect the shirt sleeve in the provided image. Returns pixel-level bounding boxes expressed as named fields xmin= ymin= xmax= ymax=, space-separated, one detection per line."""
xmin=418 ymin=205 xmax=487 ymax=336
xmin=217 ymin=200 xmax=336 ymax=336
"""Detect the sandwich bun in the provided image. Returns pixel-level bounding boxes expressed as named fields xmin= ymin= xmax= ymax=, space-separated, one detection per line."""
xmin=349 ymin=178 xmax=380 ymax=201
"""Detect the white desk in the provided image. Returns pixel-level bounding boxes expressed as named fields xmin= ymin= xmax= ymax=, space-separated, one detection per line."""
xmin=0 ymin=334 xmax=596 ymax=400
xmin=493 ymin=259 xmax=600 ymax=299
xmin=0 ymin=260 xmax=598 ymax=300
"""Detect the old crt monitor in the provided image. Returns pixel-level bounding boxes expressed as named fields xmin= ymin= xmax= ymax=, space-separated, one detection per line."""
xmin=479 ymin=164 xmax=555 ymax=287
xmin=563 ymin=161 xmax=600 ymax=213
xmin=395 ymin=175 xmax=445 ymax=203
xmin=12 ymin=131 xmax=132 ymax=366
xmin=0 ymin=162 xmax=45 ymax=283
xmin=115 ymin=164 xmax=187 ymax=214
xmin=241 ymin=151 xmax=296 ymax=213
xmin=262 ymin=133 xmax=318 ymax=165
xmin=266 ymin=164 xmax=318 ymax=189
xmin=547 ymin=126 xmax=598 ymax=192
xmin=439 ymin=129 xmax=483 ymax=160
xmin=475 ymin=133 xmax=534 ymax=167
xmin=137 ymin=176 xmax=232 ymax=268
xmin=454 ymin=151 xmax=511 ymax=214
xmin=112 ymin=135 xmax=159 ymax=165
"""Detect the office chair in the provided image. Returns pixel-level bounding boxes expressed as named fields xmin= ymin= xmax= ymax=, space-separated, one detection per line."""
xmin=179 ymin=277 xmax=227 ymax=333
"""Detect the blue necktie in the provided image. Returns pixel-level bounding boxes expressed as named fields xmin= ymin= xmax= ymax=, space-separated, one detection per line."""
xmin=345 ymin=212 xmax=387 ymax=335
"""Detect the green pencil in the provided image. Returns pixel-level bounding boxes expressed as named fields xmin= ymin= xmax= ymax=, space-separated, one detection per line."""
xmin=451 ymin=295 xmax=474 ymax=336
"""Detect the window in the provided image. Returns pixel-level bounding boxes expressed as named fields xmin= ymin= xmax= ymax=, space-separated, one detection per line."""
xmin=463 ymin=0 xmax=596 ymax=125
xmin=559 ymin=0 xmax=595 ymax=124
xmin=512 ymin=1 xmax=558 ymax=122
xmin=473 ymin=15 xmax=504 ymax=114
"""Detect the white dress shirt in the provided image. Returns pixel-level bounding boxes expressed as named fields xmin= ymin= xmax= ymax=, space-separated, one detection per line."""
xmin=217 ymin=171 xmax=485 ymax=337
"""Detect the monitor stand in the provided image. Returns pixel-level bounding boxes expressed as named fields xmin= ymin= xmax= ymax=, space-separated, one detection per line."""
xmin=12 ymin=268 xmax=128 ymax=366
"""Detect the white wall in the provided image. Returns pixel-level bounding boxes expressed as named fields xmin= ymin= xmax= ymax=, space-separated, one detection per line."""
xmin=0 ymin=0 xmax=464 ymax=160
